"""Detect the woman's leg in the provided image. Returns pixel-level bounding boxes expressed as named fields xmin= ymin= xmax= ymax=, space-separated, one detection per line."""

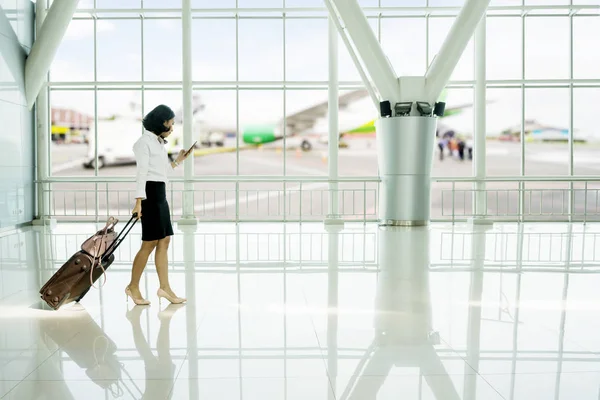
xmin=154 ymin=236 xmax=171 ymax=290
xmin=128 ymin=240 xmax=158 ymax=299
xmin=155 ymin=237 xmax=185 ymax=302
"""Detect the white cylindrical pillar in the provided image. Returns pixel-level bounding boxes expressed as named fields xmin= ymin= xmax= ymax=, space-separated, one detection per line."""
xmin=473 ymin=16 xmax=487 ymax=219
xmin=328 ymin=15 xmax=340 ymax=219
xmin=181 ymin=0 xmax=195 ymax=222
xmin=376 ymin=116 xmax=437 ymax=226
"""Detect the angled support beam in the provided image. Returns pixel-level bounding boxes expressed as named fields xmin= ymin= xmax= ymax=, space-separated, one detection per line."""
xmin=324 ymin=0 xmax=379 ymax=109
xmin=326 ymin=0 xmax=399 ymax=105
xmin=25 ymin=0 xmax=79 ymax=110
xmin=425 ymin=0 xmax=491 ymax=104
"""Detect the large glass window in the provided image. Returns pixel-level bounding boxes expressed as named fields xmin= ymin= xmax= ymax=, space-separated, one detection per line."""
xmin=524 ymin=88 xmax=570 ymax=176
xmin=50 ymin=20 xmax=94 ymax=82
xmin=192 ymin=18 xmax=236 ymax=82
xmin=49 ymin=90 xmax=95 ymax=177
xmin=96 ymin=20 xmax=142 ymax=82
xmin=486 ymin=88 xmax=522 ymax=177
xmin=486 ymin=17 xmax=521 ymax=80
xmin=381 ymin=17 xmax=426 ymax=77
xmin=143 ymin=19 xmax=182 ymax=81
xmin=285 ymin=19 xmax=328 ymax=82
xmin=573 ymin=16 xmax=600 ymax=79
xmin=238 ymin=19 xmax=283 ymax=82
xmin=44 ymin=3 xmax=600 ymax=221
xmin=573 ymin=88 xmax=600 ymax=176
xmin=524 ymin=17 xmax=569 ymax=80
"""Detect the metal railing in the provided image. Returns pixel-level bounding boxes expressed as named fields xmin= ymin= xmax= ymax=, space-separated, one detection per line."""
xmin=432 ymin=177 xmax=600 ymax=223
xmin=39 ymin=176 xmax=600 ymax=223
xmin=40 ymin=176 xmax=379 ymax=223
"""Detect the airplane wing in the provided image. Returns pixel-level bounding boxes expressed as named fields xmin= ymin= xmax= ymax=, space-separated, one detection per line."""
xmin=282 ymin=89 xmax=369 ymax=134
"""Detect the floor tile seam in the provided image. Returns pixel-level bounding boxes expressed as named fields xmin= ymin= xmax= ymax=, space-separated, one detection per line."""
xmin=168 ymin=273 xmax=228 ymax=398
xmin=439 ymin=338 xmax=508 ymax=400
xmin=0 ymin=288 xmax=31 ymax=304
xmin=479 ymin=370 xmax=600 ymax=376
xmin=530 ymin=319 xmax=600 ymax=358
xmin=0 ymin=297 xmax=102 ymax=372
xmin=0 ymin=382 xmax=19 ymax=400
xmin=299 ymin=286 xmax=338 ymax=400
xmin=0 ymin=341 xmax=41 ymax=376
xmin=0 ymin=309 xmax=107 ymax=399
xmin=0 ymin=344 xmax=61 ymax=399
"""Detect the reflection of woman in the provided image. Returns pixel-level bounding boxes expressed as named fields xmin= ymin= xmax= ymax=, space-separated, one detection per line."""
xmin=126 ymin=105 xmax=190 ymax=305
xmin=126 ymin=304 xmax=184 ymax=399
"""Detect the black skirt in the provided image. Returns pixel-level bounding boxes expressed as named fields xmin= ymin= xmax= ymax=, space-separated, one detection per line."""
xmin=141 ymin=181 xmax=174 ymax=241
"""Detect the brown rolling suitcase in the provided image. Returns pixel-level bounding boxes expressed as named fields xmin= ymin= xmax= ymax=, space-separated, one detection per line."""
xmin=40 ymin=214 xmax=138 ymax=310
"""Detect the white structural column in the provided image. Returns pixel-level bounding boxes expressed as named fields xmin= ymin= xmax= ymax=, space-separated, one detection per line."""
xmin=25 ymin=0 xmax=79 ymax=109
xmin=327 ymin=15 xmax=340 ymax=221
xmin=180 ymin=224 xmax=199 ymax=398
xmin=325 ymin=224 xmax=342 ymax=400
xmin=180 ymin=0 xmax=196 ymax=223
xmin=326 ymin=0 xmax=491 ymax=226
xmin=323 ymin=0 xmax=378 ymax=107
xmin=473 ymin=16 xmax=488 ymax=221
xmin=463 ymin=225 xmax=488 ymax=400
xmin=32 ymin=0 xmax=51 ymax=225
xmin=326 ymin=0 xmax=399 ymax=105
xmin=425 ymin=0 xmax=492 ymax=104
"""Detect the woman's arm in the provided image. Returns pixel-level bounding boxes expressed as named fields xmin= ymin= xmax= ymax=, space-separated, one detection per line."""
xmin=132 ymin=141 xmax=150 ymax=218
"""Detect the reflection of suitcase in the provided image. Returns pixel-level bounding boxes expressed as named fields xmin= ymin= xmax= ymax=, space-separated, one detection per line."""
xmin=41 ymin=310 xmax=125 ymax=397
xmin=40 ymin=214 xmax=138 ymax=310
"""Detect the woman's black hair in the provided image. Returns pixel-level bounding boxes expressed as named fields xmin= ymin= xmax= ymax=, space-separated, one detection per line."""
xmin=142 ymin=104 xmax=176 ymax=135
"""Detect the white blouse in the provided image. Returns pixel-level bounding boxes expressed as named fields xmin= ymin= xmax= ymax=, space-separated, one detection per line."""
xmin=132 ymin=131 xmax=172 ymax=199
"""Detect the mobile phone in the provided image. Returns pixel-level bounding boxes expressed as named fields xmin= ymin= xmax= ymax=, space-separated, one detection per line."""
xmin=186 ymin=141 xmax=197 ymax=155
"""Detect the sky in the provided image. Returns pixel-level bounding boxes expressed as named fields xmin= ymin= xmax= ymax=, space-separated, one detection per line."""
xmin=48 ymin=1 xmax=600 ymax=139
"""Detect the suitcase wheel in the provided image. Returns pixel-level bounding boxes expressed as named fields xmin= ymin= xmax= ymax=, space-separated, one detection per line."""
xmin=76 ymin=287 xmax=91 ymax=303
xmin=55 ymin=292 xmax=71 ymax=309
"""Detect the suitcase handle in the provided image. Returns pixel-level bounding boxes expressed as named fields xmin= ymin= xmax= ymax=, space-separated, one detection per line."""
xmin=102 ymin=213 xmax=138 ymax=262
xmin=90 ymin=214 xmax=138 ymax=290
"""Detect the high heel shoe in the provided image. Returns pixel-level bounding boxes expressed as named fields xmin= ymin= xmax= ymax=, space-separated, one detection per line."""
xmin=157 ymin=288 xmax=186 ymax=305
xmin=125 ymin=286 xmax=151 ymax=306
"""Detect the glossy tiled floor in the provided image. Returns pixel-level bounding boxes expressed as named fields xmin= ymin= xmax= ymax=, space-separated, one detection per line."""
xmin=1 ymin=221 xmax=600 ymax=399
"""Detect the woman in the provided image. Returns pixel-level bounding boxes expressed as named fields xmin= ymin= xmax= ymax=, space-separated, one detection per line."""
xmin=126 ymin=104 xmax=191 ymax=306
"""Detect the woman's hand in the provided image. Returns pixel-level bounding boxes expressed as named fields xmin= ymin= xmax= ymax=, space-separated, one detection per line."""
xmin=132 ymin=199 xmax=142 ymax=219
xmin=175 ymin=148 xmax=192 ymax=164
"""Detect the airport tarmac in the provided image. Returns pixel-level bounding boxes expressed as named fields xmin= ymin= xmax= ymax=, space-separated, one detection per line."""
xmin=48 ymin=140 xmax=600 ymax=221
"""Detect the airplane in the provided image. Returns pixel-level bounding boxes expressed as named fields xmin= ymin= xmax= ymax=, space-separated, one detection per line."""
xmin=238 ymin=89 xmax=478 ymax=152
xmin=82 ymin=89 xmax=477 ymax=169
xmin=498 ymin=119 xmax=588 ymax=143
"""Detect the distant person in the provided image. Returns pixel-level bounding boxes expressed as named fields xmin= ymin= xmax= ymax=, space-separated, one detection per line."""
xmin=438 ymin=137 xmax=447 ymax=161
xmin=466 ymin=137 xmax=473 ymax=160
xmin=457 ymin=138 xmax=466 ymax=161
xmin=442 ymin=130 xmax=455 ymax=140
xmin=127 ymin=104 xmax=191 ymax=306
